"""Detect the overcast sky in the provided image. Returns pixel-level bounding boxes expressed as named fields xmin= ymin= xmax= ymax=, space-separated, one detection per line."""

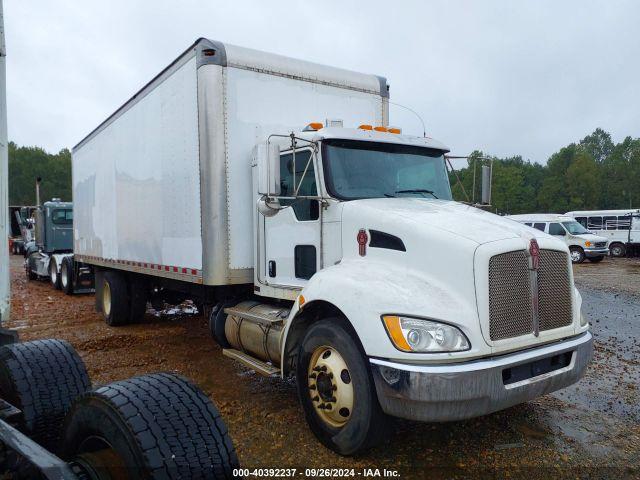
xmin=5 ymin=0 xmax=640 ymax=164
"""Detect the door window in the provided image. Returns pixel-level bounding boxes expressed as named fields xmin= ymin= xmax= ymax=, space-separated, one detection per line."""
xmin=603 ymin=216 xmax=617 ymax=230
xmin=279 ymin=150 xmax=319 ymax=221
xmin=533 ymin=223 xmax=546 ymax=232
xmin=588 ymin=216 xmax=602 ymax=229
xmin=548 ymin=223 xmax=566 ymax=236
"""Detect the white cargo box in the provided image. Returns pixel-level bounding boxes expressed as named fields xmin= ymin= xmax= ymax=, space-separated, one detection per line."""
xmin=73 ymin=38 xmax=388 ymax=285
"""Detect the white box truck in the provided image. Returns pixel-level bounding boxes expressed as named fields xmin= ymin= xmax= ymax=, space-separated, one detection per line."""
xmin=72 ymin=38 xmax=593 ymax=455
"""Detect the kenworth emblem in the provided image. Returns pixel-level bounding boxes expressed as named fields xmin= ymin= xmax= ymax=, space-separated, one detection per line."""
xmin=529 ymin=238 xmax=540 ymax=271
xmin=527 ymin=238 xmax=541 ymax=336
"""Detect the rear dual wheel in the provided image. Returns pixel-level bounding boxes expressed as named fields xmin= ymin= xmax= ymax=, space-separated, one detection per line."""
xmin=101 ymin=271 xmax=148 ymax=326
xmin=50 ymin=258 xmax=62 ymax=290
xmin=296 ymin=318 xmax=388 ymax=456
xmin=61 ymin=256 xmax=74 ymax=295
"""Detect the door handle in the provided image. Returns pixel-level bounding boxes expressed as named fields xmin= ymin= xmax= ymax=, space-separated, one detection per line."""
xmin=268 ymin=260 xmax=276 ymax=278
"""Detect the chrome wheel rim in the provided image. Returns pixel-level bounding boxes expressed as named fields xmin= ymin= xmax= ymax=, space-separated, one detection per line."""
xmin=611 ymin=246 xmax=622 ymax=256
xmin=570 ymin=250 xmax=581 ymax=262
xmin=61 ymin=264 xmax=68 ymax=288
xmin=308 ymin=346 xmax=353 ymax=427
xmin=50 ymin=263 xmax=58 ymax=284
xmin=103 ymin=282 xmax=112 ymax=317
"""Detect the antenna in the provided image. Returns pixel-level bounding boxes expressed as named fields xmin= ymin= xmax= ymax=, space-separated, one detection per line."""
xmin=388 ymin=101 xmax=426 ymax=137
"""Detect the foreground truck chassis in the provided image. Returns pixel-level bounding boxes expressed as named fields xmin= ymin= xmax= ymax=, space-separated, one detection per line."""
xmin=0 ymin=330 xmax=238 ymax=479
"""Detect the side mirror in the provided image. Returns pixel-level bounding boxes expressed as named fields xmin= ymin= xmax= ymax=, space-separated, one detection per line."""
xmin=256 ymin=142 xmax=281 ymax=197
xmin=481 ymin=164 xmax=492 ymax=205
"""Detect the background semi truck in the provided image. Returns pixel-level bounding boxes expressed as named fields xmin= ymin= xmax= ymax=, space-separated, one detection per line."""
xmin=72 ymin=38 xmax=593 ymax=455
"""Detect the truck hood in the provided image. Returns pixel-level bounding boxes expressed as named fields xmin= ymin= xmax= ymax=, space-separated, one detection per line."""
xmin=342 ymin=198 xmax=541 ymax=245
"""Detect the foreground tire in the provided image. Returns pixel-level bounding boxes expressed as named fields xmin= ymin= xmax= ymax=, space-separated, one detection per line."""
xmin=102 ymin=271 xmax=130 ymax=326
xmin=588 ymin=256 xmax=604 ymax=263
xmin=49 ymin=257 xmax=61 ymax=290
xmin=62 ymin=373 xmax=239 ymax=479
xmin=296 ymin=318 xmax=388 ymax=455
xmin=569 ymin=247 xmax=585 ymax=264
xmin=0 ymin=339 xmax=90 ymax=450
xmin=61 ymin=256 xmax=74 ymax=295
xmin=609 ymin=243 xmax=626 ymax=257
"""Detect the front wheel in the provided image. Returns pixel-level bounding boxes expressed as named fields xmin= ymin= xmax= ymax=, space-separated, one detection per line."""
xmin=569 ymin=247 xmax=585 ymax=264
xmin=609 ymin=243 xmax=626 ymax=257
xmin=296 ymin=318 xmax=388 ymax=455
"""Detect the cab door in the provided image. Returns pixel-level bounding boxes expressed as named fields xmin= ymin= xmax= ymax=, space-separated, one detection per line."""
xmin=262 ymin=148 xmax=321 ymax=288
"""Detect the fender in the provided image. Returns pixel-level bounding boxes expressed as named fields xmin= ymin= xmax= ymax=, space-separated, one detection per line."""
xmin=280 ymin=258 xmax=484 ymax=372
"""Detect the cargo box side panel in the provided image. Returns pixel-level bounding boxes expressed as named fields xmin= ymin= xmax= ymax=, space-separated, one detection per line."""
xmin=225 ymin=67 xmax=384 ymax=270
xmin=73 ymin=56 xmax=202 ymax=277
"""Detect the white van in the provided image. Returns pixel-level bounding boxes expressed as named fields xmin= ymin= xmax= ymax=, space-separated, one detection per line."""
xmin=508 ymin=214 xmax=609 ymax=263
xmin=565 ymin=209 xmax=640 ymax=257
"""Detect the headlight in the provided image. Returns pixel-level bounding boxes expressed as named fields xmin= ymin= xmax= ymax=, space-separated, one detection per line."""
xmin=584 ymin=241 xmax=591 ymax=247
xmin=382 ymin=315 xmax=470 ymax=353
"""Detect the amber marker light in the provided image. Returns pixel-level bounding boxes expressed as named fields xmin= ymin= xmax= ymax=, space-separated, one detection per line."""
xmin=358 ymin=124 xmax=373 ymax=130
xmin=388 ymin=127 xmax=401 ymax=134
xmin=373 ymin=126 xmax=388 ymax=132
xmin=382 ymin=315 xmax=412 ymax=352
xmin=299 ymin=295 xmax=306 ymax=307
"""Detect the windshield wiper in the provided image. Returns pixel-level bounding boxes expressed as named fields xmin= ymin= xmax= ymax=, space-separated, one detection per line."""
xmin=383 ymin=193 xmax=396 ymax=198
xmin=395 ymin=189 xmax=438 ymax=199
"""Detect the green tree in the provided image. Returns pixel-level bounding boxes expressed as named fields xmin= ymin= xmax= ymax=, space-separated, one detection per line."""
xmin=8 ymin=142 xmax=71 ymax=205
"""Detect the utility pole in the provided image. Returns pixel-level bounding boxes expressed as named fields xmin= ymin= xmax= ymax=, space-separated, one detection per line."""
xmin=0 ymin=0 xmax=9 ymax=324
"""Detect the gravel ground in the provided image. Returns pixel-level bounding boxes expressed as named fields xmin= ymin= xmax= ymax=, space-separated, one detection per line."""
xmin=6 ymin=255 xmax=640 ymax=478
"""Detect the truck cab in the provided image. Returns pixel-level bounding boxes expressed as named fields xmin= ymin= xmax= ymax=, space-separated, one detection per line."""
xmin=25 ymin=199 xmax=74 ymax=288
xmin=219 ymin=123 xmax=593 ymax=454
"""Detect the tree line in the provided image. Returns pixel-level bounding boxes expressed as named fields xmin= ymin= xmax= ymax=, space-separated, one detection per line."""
xmin=450 ymin=128 xmax=639 ymax=214
xmin=8 ymin=128 xmax=640 ymax=213
xmin=8 ymin=141 xmax=71 ymax=205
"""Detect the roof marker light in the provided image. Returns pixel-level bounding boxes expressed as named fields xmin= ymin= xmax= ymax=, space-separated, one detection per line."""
xmin=374 ymin=126 xmax=388 ymax=132
xmin=358 ymin=124 xmax=373 ymax=130
xmin=303 ymin=122 xmax=324 ymax=131
xmin=388 ymin=127 xmax=402 ymax=134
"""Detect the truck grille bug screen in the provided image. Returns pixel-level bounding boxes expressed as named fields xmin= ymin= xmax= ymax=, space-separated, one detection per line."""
xmin=488 ymin=249 xmax=572 ymax=341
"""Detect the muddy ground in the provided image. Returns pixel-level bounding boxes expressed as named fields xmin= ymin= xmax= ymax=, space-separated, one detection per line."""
xmin=6 ymin=255 xmax=640 ymax=478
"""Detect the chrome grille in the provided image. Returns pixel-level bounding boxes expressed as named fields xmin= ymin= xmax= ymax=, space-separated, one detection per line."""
xmin=537 ymin=250 xmax=573 ymax=331
xmin=594 ymin=241 xmax=607 ymax=248
xmin=488 ymin=249 xmax=572 ymax=341
xmin=488 ymin=251 xmax=533 ymax=340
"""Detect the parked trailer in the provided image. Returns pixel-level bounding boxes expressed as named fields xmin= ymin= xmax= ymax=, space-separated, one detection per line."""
xmin=73 ymin=38 xmax=593 ymax=455
xmin=565 ymin=209 xmax=640 ymax=257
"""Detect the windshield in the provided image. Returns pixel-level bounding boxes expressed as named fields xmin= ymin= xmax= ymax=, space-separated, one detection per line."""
xmin=562 ymin=221 xmax=589 ymax=235
xmin=322 ymin=139 xmax=452 ymax=201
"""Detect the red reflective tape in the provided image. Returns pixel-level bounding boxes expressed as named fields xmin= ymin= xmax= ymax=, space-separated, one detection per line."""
xmin=173 ymin=266 xmax=178 ymax=272
xmin=182 ymin=268 xmax=187 ymax=274
xmin=191 ymin=269 xmax=198 ymax=275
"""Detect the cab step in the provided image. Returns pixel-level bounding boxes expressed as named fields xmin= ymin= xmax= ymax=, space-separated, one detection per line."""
xmin=222 ymin=348 xmax=280 ymax=377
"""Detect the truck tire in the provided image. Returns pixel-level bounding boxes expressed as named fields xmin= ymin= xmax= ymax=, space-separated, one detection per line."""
xmin=61 ymin=256 xmax=74 ymax=295
xmin=25 ymin=255 xmax=37 ymax=280
xmin=102 ymin=271 xmax=130 ymax=326
xmin=50 ymin=257 xmax=61 ymax=290
xmin=296 ymin=318 xmax=388 ymax=455
xmin=62 ymin=373 xmax=239 ymax=479
xmin=129 ymin=276 xmax=149 ymax=323
xmin=609 ymin=243 xmax=626 ymax=257
xmin=209 ymin=301 xmax=234 ymax=348
xmin=0 ymin=339 xmax=90 ymax=451
xmin=569 ymin=247 xmax=585 ymax=264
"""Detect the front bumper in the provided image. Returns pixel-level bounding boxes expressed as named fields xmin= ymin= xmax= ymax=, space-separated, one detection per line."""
xmin=584 ymin=247 xmax=609 ymax=257
xmin=370 ymin=331 xmax=593 ymax=422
